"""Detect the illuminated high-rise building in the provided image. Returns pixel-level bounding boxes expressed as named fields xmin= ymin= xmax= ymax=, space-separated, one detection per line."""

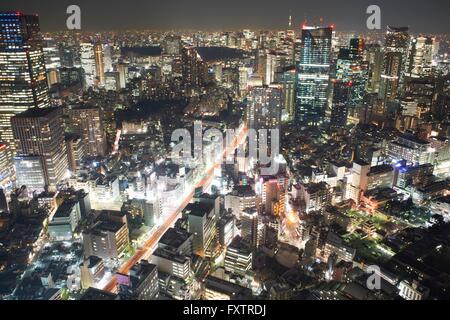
xmin=330 ymin=80 xmax=351 ymax=128
xmin=68 ymin=105 xmax=107 ymax=157
xmin=185 ymin=202 xmax=217 ymax=257
xmin=258 ymin=173 xmax=288 ymax=216
xmin=0 ymin=12 xmax=49 ymax=157
xmin=388 ymin=133 xmax=434 ymax=165
xmin=59 ymin=67 xmax=83 ymax=88
xmin=281 ymin=66 xmax=296 ymax=119
xmin=256 ymin=49 xmax=267 ymax=80
xmin=379 ymin=26 xmax=409 ymax=103
xmin=238 ymin=66 xmax=249 ymax=96
xmin=162 ymin=35 xmax=182 ymax=56
xmin=94 ymin=43 xmax=105 ymax=86
xmin=224 ymin=236 xmax=252 ymax=276
xmin=43 ymin=37 xmax=61 ymax=70
xmin=364 ymin=44 xmax=383 ymax=93
xmin=43 ymin=37 xmax=61 ymax=87
xmin=102 ymin=44 xmax=113 ymax=71
xmin=297 ymin=181 xmax=332 ymax=213
xmin=248 ymin=85 xmax=282 ymax=131
xmin=406 ymin=36 xmax=434 ymax=78
xmin=399 ymin=77 xmax=435 ymax=119
xmin=265 ymin=51 xmax=277 ymax=85
xmin=181 ymin=46 xmax=207 ymax=91
xmin=349 ymin=38 xmax=364 ymax=60
xmin=0 ymin=143 xmax=13 ymax=188
xmin=224 ymin=185 xmax=259 ymax=219
xmin=80 ymin=42 xmax=96 ymax=88
xmin=14 ymin=156 xmax=45 ymax=190
xmin=334 ymin=46 xmax=368 ymax=108
xmin=296 ymin=25 xmax=333 ymax=126
xmin=240 ymin=209 xmax=262 ymax=249
xmin=218 ymin=215 xmax=235 ymax=247
xmin=11 ymin=107 xmax=68 ymax=191
xmin=65 ymin=134 xmax=86 ymax=174
xmin=59 ymin=43 xmax=75 ymax=68
xmin=83 ymin=219 xmax=129 ymax=260
xmin=105 ymin=71 xmax=120 ymax=91
xmin=116 ymin=62 xmax=128 ymax=89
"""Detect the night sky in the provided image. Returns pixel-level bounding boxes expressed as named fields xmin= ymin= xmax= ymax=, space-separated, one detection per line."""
xmin=0 ymin=0 xmax=449 ymax=33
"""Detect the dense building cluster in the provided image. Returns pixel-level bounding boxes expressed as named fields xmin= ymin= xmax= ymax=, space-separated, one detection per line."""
xmin=0 ymin=10 xmax=449 ymax=301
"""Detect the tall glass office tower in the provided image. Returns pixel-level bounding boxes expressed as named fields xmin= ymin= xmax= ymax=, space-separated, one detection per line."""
xmin=0 ymin=11 xmax=49 ymax=157
xmin=379 ymin=26 xmax=409 ymax=104
xmin=11 ymin=107 xmax=68 ymax=191
xmin=296 ymin=25 xmax=333 ymax=126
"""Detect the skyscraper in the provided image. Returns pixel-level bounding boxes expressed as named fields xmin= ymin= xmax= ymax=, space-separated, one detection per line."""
xmin=349 ymin=38 xmax=365 ymax=60
xmin=0 ymin=143 xmax=13 ymax=188
xmin=94 ymin=43 xmax=105 ymax=86
xmin=330 ymin=80 xmax=351 ymax=128
xmin=296 ymin=25 xmax=333 ymax=126
xmin=116 ymin=62 xmax=128 ymax=89
xmin=365 ymin=44 xmax=383 ymax=94
xmin=181 ymin=46 xmax=207 ymax=92
xmin=281 ymin=66 xmax=296 ymax=120
xmin=334 ymin=42 xmax=368 ymax=109
xmin=80 ymin=43 xmax=96 ymax=88
xmin=240 ymin=210 xmax=260 ymax=249
xmin=379 ymin=26 xmax=409 ymax=103
xmin=248 ymin=85 xmax=282 ymax=131
xmin=59 ymin=43 xmax=75 ymax=67
xmin=65 ymin=134 xmax=86 ymax=174
xmin=68 ymin=105 xmax=108 ymax=157
xmin=185 ymin=202 xmax=217 ymax=257
xmin=0 ymin=11 xmax=49 ymax=157
xmin=162 ymin=35 xmax=182 ymax=56
xmin=43 ymin=37 xmax=61 ymax=87
xmin=406 ymin=36 xmax=434 ymax=78
xmin=102 ymin=43 xmax=113 ymax=72
xmin=11 ymin=107 xmax=68 ymax=191
xmin=265 ymin=51 xmax=277 ymax=85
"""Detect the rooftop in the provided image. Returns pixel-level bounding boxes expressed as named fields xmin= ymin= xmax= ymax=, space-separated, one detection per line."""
xmin=82 ymin=255 xmax=103 ymax=269
xmin=232 ymin=185 xmax=255 ymax=197
xmin=387 ymin=26 xmax=409 ymax=32
xmin=417 ymin=180 xmax=449 ymax=193
xmin=228 ymin=236 xmax=252 ymax=255
xmin=304 ymin=181 xmax=329 ymax=194
xmin=80 ymin=287 xmax=118 ymax=300
xmin=184 ymin=202 xmax=215 ymax=218
xmin=158 ymin=227 xmax=192 ymax=251
xmin=368 ymin=164 xmax=393 ymax=176
xmin=53 ymin=200 xmax=77 ymax=218
xmin=204 ymin=275 xmax=252 ymax=299
xmin=70 ymin=104 xmax=99 ymax=111
xmin=14 ymin=107 xmax=59 ymax=119
xmin=91 ymin=220 xmax=126 ymax=234
xmin=364 ymin=187 xmax=398 ymax=200
xmin=398 ymin=133 xmax=429 ymax=146
xmin=129 ymin=260 xmax=157 ymax=288
xmin=153 ymin=247 xmax=189 ymax=264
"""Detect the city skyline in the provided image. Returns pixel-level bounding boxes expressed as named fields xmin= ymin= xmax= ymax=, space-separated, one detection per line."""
xmin=0 ymin=2 xmax=448 ymax=305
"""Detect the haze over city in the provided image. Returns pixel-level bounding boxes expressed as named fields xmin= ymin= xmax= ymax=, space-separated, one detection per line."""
xmin=1 ymin=0 xmax=450 ymax=33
